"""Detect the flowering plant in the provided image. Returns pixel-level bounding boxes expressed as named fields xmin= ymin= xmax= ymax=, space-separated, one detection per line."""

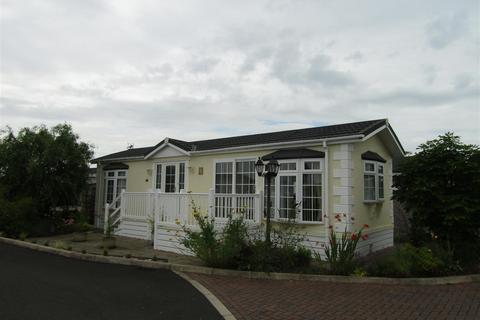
xmin=323 ymin=215 xmax=369 ymax=275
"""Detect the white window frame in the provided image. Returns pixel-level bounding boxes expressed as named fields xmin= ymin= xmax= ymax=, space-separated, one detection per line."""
xmin=273 ymin=158 xmax=324 ymax=224
xmin=212 ymin=157 xmax=258 ymax=194
xmin=363 ymin=160 xmax=385 ymax=203
xmin=153 ymin=160 xmax=188 ymax=193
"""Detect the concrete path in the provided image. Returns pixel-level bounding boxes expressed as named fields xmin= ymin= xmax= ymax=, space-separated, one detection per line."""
xmin=189 ymin=273 xmax=480 ymax=320
xmin=0 ymin=242 xmax=222 ymax=320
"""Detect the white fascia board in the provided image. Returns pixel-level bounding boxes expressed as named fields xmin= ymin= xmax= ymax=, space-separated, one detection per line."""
xmin=387 ymin=125 xmax=406 ymax=157
xmin=189 ymin=135 xmax=364 ymax=155
xmin=361 ymin=124 xmax=406 ymax=158
xmin=144 ymin=142 xmax=190 ymax=159
xmin=362 ymin=125 xmax=387 ymax=141
xmin=94 ymin=156 xmax=144 ymax=164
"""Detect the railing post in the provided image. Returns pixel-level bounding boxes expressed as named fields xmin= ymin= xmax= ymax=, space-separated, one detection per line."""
xmin=120 ymin=189 xmax=126 ymax=219
xmin=256 ymin=191 xmax=263 ymax=224
xmin=208 ymin=188 xmax=215 ymax=218
xmin=104 ymin=203 xmax=109 ymax=234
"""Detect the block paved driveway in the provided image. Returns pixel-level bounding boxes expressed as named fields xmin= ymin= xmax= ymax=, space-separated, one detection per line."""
xmin=0 ymin=242 xmax=222 ymax=320
xmin=189 ymin=273 xmax=480 ymax=320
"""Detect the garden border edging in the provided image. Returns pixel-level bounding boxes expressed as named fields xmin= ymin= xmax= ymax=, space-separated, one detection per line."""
xmin=1 ymin=236 xmax=478 ymax=286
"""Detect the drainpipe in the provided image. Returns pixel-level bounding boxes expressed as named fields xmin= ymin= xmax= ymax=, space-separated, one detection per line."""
xmin=323 ymin=140 xmax=329 ymax=247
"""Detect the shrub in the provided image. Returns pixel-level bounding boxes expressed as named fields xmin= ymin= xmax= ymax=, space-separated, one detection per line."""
xmin=103 ymin=249 xmax=108 ymax=256
xmin=0 ymin=194 xmax=38 ymax=237
xmin=181 ymin=211 xmax=219 ymax=266
xmin=81 ymin=249 xmax=86 ymax=254
xmin=44 ymin=241 xmax=49 ymax=247
xmin=126 ymin=253 xmax=132 ymax=259
xmin=367 ymin=244 xmax=447 ymax=277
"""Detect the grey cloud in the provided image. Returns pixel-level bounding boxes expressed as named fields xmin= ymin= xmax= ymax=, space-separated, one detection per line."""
xmin=425 ymin=12 xmax=468 ymax=49
xmin=188 ymin=57 xmax=220 ymax=74
xmin=271 ymin=48 xmax=354 ymax=87
xmin=345 ymin=51 xmax=365 ymax=63
xmin=361 ymin=87 xmax=477 ymax=107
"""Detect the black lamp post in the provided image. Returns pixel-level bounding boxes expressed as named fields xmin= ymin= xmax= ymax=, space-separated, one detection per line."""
xmin=255 ymin=157 xmax=280 ymax=244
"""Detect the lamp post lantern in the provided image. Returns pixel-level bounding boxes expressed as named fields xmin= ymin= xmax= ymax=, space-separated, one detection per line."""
xmin=256 ymin=157 xmax=280 ymax=244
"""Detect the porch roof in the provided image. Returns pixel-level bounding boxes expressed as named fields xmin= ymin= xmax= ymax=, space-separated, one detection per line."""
xmin=261 ymin=148 xmax=325 ymax=161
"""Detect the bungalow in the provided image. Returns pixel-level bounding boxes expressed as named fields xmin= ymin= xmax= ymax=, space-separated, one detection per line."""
xmin=92 ymin=119 xmax=405 ymax=256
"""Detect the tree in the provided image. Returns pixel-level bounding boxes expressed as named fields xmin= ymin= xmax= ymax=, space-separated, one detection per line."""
xmin=0 ymin=124 xmax=93 ymax=236
xmin=393 ymin=133 xmax=480 ymax=263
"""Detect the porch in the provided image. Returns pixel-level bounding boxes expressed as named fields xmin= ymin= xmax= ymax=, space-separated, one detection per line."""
xmin=104 ymin=190 xmax=265 ymax=254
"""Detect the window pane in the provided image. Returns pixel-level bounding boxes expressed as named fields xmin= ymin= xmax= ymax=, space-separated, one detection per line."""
xmin=365 ymin=163 xmax=375 ymax=172
xmin=117 ymin=171 xmax=126 ymax=177
xmin=263 ymin=177 xmax=276 ymax=218
xmin=179 ymin=163 xmax=185 ymax=191
xmin=280 ymin=162 xmax=296 ymax=171
xmin=302 ymin=173 xmax=322 ymax=222
xmin=235 ymin=160 xmax=255 ymax=194
xmin=378 ymin=175 xmax=384 ymax=199
xmin=116 ymin=178 xmax=126 ymax=207
xmin=304 ymin=161 xmax=320 ymax=170
xmin=364 ymin=174 xmax=376 ymax=200
xmin=107 ymin=172 xmax=115 ymax=177
xmin=215 ymin=162 xmax=233 ymax=194
xmin=106 ymin=180 xmax=114 ymax=203
xmin=279 ymin=176 xmax=296 ymax=219
xmin=165 ymin=165 xmax=176 ymax=193
xmin=378 ymin=164 xmax=384 ymax=174
xmin=155 ymin=164 xmax=162 ymax=189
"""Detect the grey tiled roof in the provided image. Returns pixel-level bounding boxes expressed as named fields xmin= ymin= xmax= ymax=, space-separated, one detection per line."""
xmin=93 ymin=119 xmax=389 ymax=162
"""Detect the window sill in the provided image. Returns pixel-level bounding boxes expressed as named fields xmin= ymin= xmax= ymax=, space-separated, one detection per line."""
xmin=264 ymin=217 xmax=324 ymax=225
xmin=363 ymin=200 xmax=384 ymax=204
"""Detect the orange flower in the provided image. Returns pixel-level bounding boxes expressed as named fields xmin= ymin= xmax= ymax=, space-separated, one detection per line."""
xmin=351 ymin=233 xmax=357 ymax=240
xmin=364 ymin=224 xmax=369 ymax=228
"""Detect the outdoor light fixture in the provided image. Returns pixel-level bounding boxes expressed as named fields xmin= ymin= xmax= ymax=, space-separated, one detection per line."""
xmin=255 ymin=157 xmax=280 ymax=244
xmin=255 ymin=158 xmax=265 ymax=176
xmin=265 ymin=158 xmax=280 ymax=176
xmin=255 ymin=157 xmax=280 ymax=177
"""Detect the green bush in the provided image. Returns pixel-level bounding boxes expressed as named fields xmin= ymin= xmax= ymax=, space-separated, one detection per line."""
xmin=181 ymin=213 xmax=219 ymax=266
xmin=367 ymin=244 xmax=447 ymax=277
xmin=181 ymin=207 xmax=311 ymax=272
xmin=0 ymin=194 xmax=38 ymax=237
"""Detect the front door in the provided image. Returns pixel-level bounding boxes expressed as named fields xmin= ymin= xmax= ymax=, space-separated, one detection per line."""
xmin=154 ymin=162 xmax=186 ymax=193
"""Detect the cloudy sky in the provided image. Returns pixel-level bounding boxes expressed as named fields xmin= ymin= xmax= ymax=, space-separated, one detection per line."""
xmin=1 ymin=0 xmax=479 ymax=157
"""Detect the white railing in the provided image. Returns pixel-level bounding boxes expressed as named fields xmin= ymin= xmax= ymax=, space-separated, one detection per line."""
xmin=106 ymin=189 xmax=263 ymax=235
xmin=154 ymin=192 xmax=210 ymax=227
xmin=104 ymin=191 xmax=123 ymax=233
xmin=213 ymin=192 xmax=262 ymax=223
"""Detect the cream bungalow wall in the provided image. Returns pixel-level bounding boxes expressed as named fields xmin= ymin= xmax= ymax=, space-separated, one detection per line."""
xmin=96 ymin=137 xmax=395 ymax=254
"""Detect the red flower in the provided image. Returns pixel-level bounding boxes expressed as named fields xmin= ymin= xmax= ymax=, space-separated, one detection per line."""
xmin=351 ymin=233 xmax=357 ymax=240
xmin=335 ymin=214 xmax=340 ymax=219
xmin=328 ymin=225 xmax=333 ymax=229
xmin=351 ymin=217 xmax=355 ymax=221
xmin=364 ymin=224 xmax=369 ymax=228
xmin=361 ymin=234 xmax=368 ymax=240
xmin=343 ymin=213 xmax=346 ymax=217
